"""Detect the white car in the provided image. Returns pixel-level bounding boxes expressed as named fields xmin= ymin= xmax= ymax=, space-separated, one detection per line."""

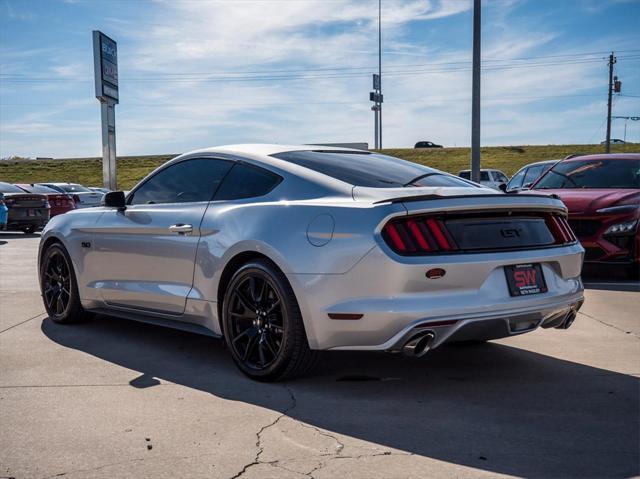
xmin=38 ymin=145 xmax=584 ymax=381
xmin=458 ymin=169 xmax=509 ymax=190
xmin=37 ymin=183 xmax=104 ymax=208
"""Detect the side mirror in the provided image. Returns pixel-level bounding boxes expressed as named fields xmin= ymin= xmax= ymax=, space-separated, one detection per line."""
xmin=498 ymin=183 xmax=507 ymax=193
xmin=103 ymin=191 xmax=126 ymax=210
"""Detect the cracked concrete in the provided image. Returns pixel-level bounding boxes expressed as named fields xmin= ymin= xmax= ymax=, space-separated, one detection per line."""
xmin=1 ymin=234 xmax=639 ymax=478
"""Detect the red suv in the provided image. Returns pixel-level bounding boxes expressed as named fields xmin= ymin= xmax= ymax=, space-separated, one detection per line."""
xmin=531 ymin=153 xmax=639 ymax=277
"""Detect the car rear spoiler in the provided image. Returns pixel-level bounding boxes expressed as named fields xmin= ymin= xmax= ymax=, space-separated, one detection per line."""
xmin=373 ymin=192 xmax=561 ymax=205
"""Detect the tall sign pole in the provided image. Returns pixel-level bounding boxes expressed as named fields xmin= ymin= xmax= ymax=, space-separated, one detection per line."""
xmin=605 ymin=52 xmax=616 ymax=154
xmin=93 ymin=31 xmax=119 ymax=190
xmin=378 ymin=0 xmax=383 ymax=148
xmin=470 ymin=0 xmax=481 ymax=183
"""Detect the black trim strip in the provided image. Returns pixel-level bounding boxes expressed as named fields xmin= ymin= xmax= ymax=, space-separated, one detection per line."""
xmin=373 ymin=193 xmax=561 ymax=205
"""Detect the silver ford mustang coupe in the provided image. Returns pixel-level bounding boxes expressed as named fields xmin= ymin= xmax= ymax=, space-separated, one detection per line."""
xmin=38 ymin=145 xmax=585 ymax=381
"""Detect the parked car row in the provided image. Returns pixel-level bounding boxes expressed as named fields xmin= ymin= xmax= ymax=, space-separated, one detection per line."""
xmin=0 ymin=181 xmax=110 ymax=234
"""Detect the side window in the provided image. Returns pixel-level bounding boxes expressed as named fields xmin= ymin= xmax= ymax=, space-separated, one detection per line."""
xmin=507 ymin=169 xmax=526 ymax=190
xmin=480 ymin=171 xmax=490 ymax=182
xmin=214 ymin=163 xmax=281 ymax=201
xmin=495 ymin=172 xmax=508 ymax=182
xmin=523 ymin=165 xmax=544 ymax=187
xmin=129 ymin=158 xmax=233 ymax=205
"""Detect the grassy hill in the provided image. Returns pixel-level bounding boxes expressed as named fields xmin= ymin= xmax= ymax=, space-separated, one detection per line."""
xmin=0 ymin=143 xmax=637 ymax=190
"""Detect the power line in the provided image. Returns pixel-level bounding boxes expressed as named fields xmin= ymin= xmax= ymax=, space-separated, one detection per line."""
xmin=4 ymin=57 xmax=638 ymax=84
xmin=2 ymin=52 xmax=639 ymax=84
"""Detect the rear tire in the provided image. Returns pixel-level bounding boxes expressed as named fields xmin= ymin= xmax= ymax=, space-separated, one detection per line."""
xmin=22 ymin=225 xmax=35 ymax=234
xmin=40 ymin=243 xmax=89 ymax=324
xmin=222 ymin=259 xmax=319 ymax=381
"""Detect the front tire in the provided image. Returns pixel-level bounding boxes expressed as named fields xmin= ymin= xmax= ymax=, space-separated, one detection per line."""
xmin=40 ymin=243 xmax=88 ymax=323
xmin=222 ymin=259 xmax=319 ymax=381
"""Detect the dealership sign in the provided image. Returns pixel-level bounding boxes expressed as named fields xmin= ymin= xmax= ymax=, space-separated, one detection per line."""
xmin=93 ymin=31 xmax=118 ymax=103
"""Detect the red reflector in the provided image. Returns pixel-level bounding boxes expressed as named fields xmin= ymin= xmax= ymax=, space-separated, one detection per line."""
xmin=426 ymin=268 xmax=446 ymax=279
xmin=328 ymin=313 xmax=363 ymax=320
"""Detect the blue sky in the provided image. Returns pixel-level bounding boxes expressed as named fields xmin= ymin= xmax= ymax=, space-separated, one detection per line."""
xmin=1 ymin=0 xmax=639 ymax=158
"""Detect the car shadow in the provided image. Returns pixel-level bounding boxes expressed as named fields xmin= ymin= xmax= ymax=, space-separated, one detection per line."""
xmin=41 ymin=316 xmax=639 ymax=477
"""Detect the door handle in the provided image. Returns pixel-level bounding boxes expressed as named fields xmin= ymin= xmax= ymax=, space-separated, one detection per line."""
xmin=169 ymin=224 xmax=193 ymax=235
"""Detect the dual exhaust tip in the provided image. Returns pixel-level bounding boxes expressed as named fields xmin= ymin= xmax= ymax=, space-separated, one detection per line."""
xmin=402 ymin=331 xmax=435 ymax=358
xmin=556 ymin=300 xmax=583 ymax=330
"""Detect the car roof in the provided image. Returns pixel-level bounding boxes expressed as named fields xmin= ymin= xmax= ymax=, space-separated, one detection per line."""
xmin=458 ymin=168 xmax=504 ymax=173
xmin=183 ymin=143 xmax=364 ymax=157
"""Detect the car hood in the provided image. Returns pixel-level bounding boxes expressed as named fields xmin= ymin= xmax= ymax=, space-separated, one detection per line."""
xmin=531 ymin=189 xmax=640 ymax=214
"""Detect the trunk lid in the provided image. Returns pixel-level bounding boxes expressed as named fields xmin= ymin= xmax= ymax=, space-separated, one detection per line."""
xmin=4 ymin=193 xmax=49 ymax=208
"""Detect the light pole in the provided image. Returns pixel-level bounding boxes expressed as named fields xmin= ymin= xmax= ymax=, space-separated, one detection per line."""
xmin=470 ymin=0 xmax=481 ymax=183
xmin=378 ymin=0 xmax=383 ymax=148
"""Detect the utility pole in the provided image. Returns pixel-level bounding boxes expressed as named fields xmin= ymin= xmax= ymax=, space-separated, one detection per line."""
xmin=605 ymin=52 xmax=616 ymax=153
xmin=470 ymin=0 xmax=481 ymax=182
xmin=372 ymin=105 xmax=379 ymax=148
xmin=378 ymin=0 xmax=383 ymax=148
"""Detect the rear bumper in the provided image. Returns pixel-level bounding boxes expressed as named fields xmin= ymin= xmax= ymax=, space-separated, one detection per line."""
xmin=288 ymin=243 xmax=584 ymax=350
xmin=367 ymin=294 xmax=584 ymax=353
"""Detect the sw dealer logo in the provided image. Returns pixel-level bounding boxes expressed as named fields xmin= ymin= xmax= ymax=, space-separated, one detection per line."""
xmin=514 ymin=268 xmax=537 ymax=288
xmin=505 ymin=263 xmax=548 ymax=297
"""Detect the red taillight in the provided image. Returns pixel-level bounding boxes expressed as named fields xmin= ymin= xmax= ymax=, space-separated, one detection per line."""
xmin=382 ymin=216 xmax=458 ymax=255
xmin=545 ymin=214 xmax=576 ymax=244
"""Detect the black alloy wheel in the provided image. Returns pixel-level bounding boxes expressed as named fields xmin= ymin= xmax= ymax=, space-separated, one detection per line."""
xmin=227 ymin=273 xmax=285 ymax=370
xmin=43 ymin=249 xmax=72 ymax=317
xmin=223 ymin=259 xmax=319 ymax=381
xmin=40 ymin=243 xmax=88 ymax=323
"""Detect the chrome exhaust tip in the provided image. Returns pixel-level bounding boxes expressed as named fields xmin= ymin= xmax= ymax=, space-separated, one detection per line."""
xmin=402 ymin=331 xmax=435 ymax=358
xmin=558 ymin=310 xmax=577 ymax=329
xmin=556 ymin=300 xmax=583 ymax=330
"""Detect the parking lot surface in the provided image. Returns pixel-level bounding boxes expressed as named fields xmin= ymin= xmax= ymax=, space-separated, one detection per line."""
xmin=1 ymin=233 xmax=638 ymax=479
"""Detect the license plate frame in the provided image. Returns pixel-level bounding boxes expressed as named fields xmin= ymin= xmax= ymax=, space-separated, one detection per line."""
xmin=504 ymin=263 xmax=548 ymax=297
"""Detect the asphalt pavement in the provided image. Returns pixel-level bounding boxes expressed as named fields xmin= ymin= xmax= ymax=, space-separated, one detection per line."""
xmin=1 ymin=232 xmax=638 ymax=479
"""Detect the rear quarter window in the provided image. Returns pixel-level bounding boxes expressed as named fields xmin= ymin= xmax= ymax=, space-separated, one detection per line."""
xmin=215 ymin=163 xmax=282 ymax=200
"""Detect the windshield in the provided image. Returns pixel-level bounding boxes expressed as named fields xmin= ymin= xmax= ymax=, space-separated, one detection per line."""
xmin=0 ymin=182 xmax=26 ymax=194
xmin=19 ymin=184 xmax=58 ymax=194
xmin=59 ymin=183 xmax=91 ymax=193
xmin=534 ymin=159 xmax=640 ymax=189
xmin=272 ymin=151 xmax=476 ymax=188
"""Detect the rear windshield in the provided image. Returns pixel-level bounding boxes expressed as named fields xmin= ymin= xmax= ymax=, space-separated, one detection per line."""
xmin=19 ymin=184 xmax=58 ymax=194
xmin=534 ymin=159 xmax=640 ymax=189
xmin=272 ymin=151 xmax=475 ymax=188
xmin=59 ymin=183 xmax=91 ymax=193
xmin=0 ymin=182 xmax=25 ymax=194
